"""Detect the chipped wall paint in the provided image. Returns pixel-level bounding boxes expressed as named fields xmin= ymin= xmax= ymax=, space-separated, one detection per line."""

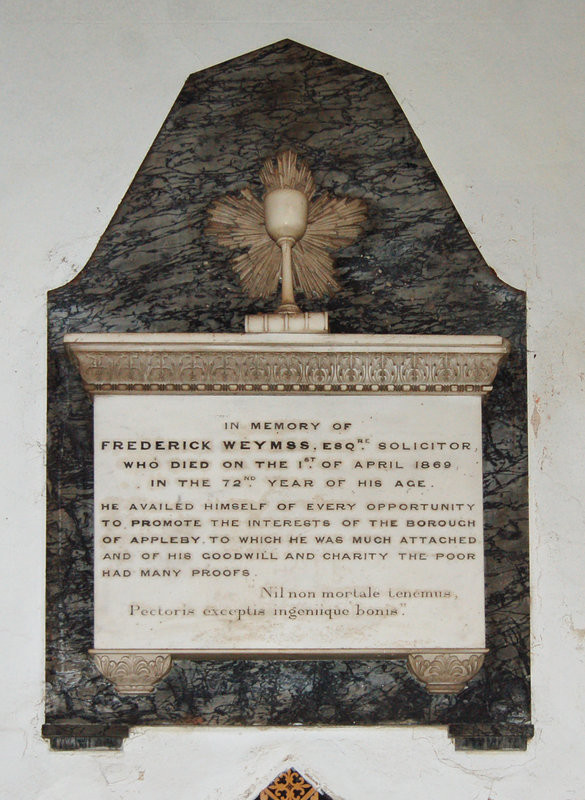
xmin=1 ymin=1 xmax=584 ymax=797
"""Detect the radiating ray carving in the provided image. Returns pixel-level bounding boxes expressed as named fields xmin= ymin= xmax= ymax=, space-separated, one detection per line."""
xmin=207 ymin=151 xmax=366 ymax=312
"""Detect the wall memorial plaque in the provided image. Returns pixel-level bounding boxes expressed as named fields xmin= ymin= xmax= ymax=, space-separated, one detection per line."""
xmin=66 ymin=331 xmax=506 ymax=692
xmin=44 ymin=40 xmax=532 ymax=751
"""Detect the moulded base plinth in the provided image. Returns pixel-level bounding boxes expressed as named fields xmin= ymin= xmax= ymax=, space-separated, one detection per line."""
xmin=245 ymin=311 xmax=329 ymax=333
xmin=449 ymin=723 xmax=535 ymax=751
xmin=42 ymin=723 xmax=130 ymax=751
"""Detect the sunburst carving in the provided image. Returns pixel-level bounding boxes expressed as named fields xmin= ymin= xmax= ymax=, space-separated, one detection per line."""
xmin=207 ymin=151 xmax=366 ymax=311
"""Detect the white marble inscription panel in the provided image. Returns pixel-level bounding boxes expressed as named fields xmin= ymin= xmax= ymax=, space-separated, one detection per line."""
xmin=94 ymin=394 xmax=485 ymax=653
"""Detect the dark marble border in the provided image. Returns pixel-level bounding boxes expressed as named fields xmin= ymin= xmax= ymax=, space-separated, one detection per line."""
xmin=45 ymin=40 xmax=530 ymax=750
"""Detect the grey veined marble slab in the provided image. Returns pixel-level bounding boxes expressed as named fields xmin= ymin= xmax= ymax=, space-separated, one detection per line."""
xmin=44 ymin=40 xmax=531 ymax=751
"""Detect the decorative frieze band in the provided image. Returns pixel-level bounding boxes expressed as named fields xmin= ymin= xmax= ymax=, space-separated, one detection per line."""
xmin=65 ymin=334 xmax=509 ymax=395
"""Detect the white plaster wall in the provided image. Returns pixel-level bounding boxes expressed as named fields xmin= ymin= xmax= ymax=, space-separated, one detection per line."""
xmin=1 ymin=1 xmax=584 ymax=797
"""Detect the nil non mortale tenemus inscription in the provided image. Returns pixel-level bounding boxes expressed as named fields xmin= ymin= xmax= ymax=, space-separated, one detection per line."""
xmin=94 ymin=393 xmax=485 ymax=655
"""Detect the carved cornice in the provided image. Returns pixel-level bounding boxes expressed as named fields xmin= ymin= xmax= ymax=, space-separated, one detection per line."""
xmin=407 ymin=650 xmax=486 ymax=694
xmin=90 ymin=650 xmax=172 ymax=695
xmin=65 ymin=334 xmax=509 ymax=395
